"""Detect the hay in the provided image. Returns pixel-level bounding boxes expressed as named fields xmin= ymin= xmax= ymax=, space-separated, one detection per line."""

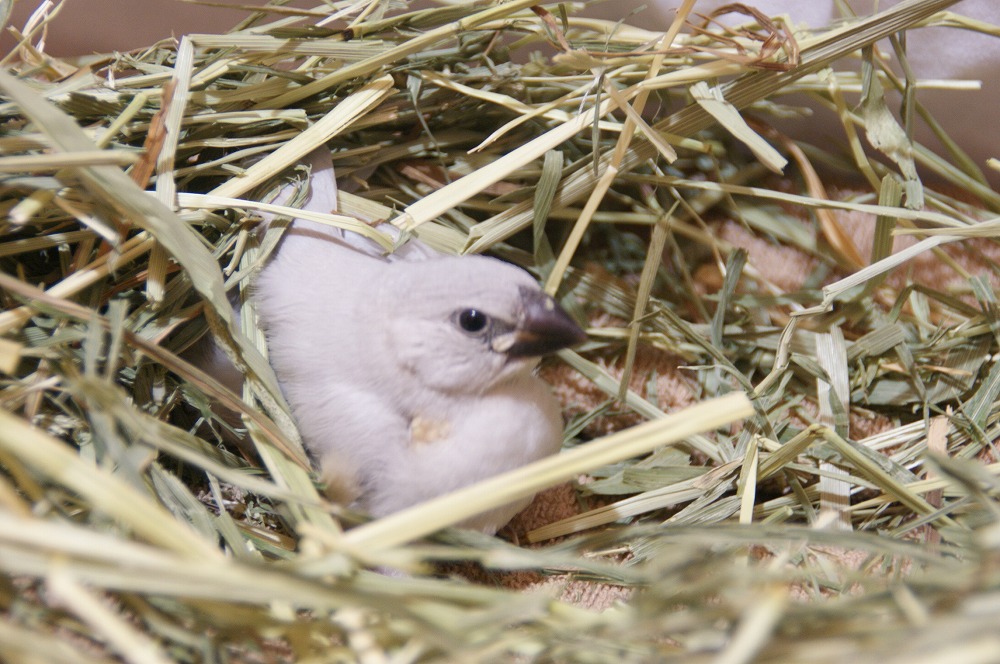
xmin=2 ymin=0 xmax=1000 ymax=661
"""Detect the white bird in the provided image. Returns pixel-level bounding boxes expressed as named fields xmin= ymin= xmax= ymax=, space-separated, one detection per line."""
xmin=211 ymin=150 xmax=585 ymax=533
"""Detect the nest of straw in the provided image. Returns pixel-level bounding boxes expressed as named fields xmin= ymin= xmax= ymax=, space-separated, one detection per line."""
xmin=2 ymin=0 xmax=1000 ymax=661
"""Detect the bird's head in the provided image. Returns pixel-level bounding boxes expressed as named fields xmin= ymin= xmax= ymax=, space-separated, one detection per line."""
xmin=380 ymin=256 xmax=586 ymax=395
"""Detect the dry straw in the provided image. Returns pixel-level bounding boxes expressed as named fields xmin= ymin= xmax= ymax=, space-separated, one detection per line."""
xmin=2 ymin=0 xmax=1000 ymax=661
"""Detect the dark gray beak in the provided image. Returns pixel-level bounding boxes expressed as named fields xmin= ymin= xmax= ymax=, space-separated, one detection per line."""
xmin=494 ymin=287 xmax=586 ymax=358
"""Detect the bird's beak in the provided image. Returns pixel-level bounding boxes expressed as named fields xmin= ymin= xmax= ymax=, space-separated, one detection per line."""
xmin=493 ymin=287 xmax=587 ymax=357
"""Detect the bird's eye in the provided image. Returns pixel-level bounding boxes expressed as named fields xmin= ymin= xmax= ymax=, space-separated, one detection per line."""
xmin=457 ymin=308 xmax=490 ymax=334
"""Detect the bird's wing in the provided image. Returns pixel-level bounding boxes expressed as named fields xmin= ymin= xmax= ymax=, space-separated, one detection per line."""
xmin=266 ymin=147 xmax=444 ymax=263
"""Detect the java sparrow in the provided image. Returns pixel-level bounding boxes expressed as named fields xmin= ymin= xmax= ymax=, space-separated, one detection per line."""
xmin=208 ymin=149 xmax=585 ymax=533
